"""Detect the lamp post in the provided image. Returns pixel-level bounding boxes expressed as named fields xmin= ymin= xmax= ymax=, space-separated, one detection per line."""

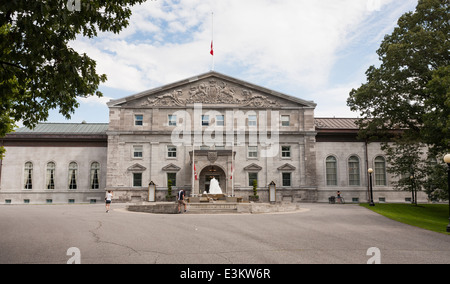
xmin=444 ymin=154 xmax=450 ymax=233
xmin=368 ymin=168 xmax=375 ymax=206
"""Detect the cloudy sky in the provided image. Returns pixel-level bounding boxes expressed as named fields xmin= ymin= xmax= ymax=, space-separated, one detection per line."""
xmin=49 ymin=0 xmax=418 ymax=123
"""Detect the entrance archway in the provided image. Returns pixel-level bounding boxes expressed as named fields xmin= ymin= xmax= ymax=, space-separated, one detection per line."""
xmin=199 ymin=165 xmax=227 ymax=194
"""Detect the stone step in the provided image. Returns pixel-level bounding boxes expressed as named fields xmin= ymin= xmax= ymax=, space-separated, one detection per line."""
xmin=186 ymin=202 xmax=238 ymax=214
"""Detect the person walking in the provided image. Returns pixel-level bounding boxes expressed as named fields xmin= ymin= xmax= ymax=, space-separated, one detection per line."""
xmin=178 ymin=189 xmax=187 ymax=214
xmin=105 ymin=191 xmax=113 ymax=213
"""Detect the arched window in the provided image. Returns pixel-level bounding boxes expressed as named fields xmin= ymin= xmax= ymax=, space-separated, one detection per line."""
xmin=68 ymin=162 xmax=78 ymax=190
xmin=46 ymin=162 xmax=56 ymax=190
xmin=90 ymin=162 xmax=100 ymax=190
xmin=326 ymin=156 xmax=337 ymax=186
xmin=374 ymin=156 xmax=387 ymax=186
xmin=24 ymin=162 xmax=33 ymax=190
xmin=348 ymin=156 xmax=360 ymax=186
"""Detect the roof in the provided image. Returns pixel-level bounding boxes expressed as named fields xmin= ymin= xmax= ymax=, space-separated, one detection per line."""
xmin=315 ymin=118 xmax=359 ymax=130
xmin=12 ymin=123 xmax=109 ymax=135
xmin=108 ymin=71 xmax=317 ymax=108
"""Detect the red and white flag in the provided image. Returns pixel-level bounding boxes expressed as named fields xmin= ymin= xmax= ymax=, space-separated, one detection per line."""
xmin=230 ymin=164 xmax=233 ymax=180
xmin=210 ymin=41 xmax=214 ymax=56
xmin=194 ymin=163 xmax=198 ymax=180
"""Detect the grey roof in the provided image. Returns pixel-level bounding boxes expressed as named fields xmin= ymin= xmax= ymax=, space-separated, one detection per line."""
xmin=13 ymin=123 xmax=109 ymax=135
xmin=315 ymin=118 xmax=359 ymax=129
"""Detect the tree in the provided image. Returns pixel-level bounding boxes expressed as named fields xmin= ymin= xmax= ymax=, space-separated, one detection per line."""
xmin=0 ymin=0 xmax=146 ymax=157
xmin=347 ymin=0 xmax=449 ymax=152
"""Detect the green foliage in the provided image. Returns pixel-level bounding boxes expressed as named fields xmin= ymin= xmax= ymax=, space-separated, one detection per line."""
xmin=347 ymin=0 xmax=450 ymax=152
xmin=167 ymin=179 xmax=173 ymax=197
xmin=0 ymin=0 xmax=145 ymax=141
xmin=382 ymin=141 xmax=448 ymax=201
xmin=252 ymin=179 xmax=258 ymax=197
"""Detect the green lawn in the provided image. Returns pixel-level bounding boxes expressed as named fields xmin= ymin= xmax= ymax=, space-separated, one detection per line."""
xmin=360 ymin=203 xmax=450 ymax=235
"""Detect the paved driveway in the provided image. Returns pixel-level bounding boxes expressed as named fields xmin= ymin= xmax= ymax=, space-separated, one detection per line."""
xmin=0 ymin=203 xmax=449 ymax=264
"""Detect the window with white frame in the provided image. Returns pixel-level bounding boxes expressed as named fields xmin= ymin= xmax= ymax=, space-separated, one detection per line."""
xmin=202 ymin=115 xmax=210 ymax=126
xmin=68 ymin=162 xmax=78 ymax=190
xmin=348 ymin=156 xmax=360 ymax=186
xmin=282 ymin=172 xmax=292 ymax=187
xmin=167 ymin=146 xmax=177 ymax=158
xmin=216 ymin=115 xmax=224 ymax=126
xmin=326 ymin=156 xmax=337 ymax=186
xmin=24 ymin=162 xmax=33 ymax=190
xmin=281 ymin=115 xmax=290 ymax=127
xmin=167 ymin=173 xmax=177 ymax=187
xmin=248 ymin=146 xmax=258 ymax=158
xmin=133 ymin=145 xmax=143 ymax=158
xmin=281 ymin=146 xmax=291 ymax=158
xmin=46 ymin=162 xmax=56 ymax=190
xmin=133 ymin=173 xmax=142 ymax=187
xmin=248 ymin=172 xmax=258 ymax=187
xmin=248 ymin=115 xmax=257 ymax=127
xmin=375 ymin=156 xmax=387 ymax=186
xmin=135 ymin=115 xmax=143 ymax=126
xmin=168 ymin=115 xmax=177 ymax=126
xmin=90 ymin=162 xmax=100 ymax=189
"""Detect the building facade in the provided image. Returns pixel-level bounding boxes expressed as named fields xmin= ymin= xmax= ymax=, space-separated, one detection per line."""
xmin=0 ymin=72 xmax=427 ymax=204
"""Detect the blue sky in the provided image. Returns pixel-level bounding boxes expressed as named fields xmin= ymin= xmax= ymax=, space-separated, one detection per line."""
xmin=47 ymin=0 xmax=418 ymax=124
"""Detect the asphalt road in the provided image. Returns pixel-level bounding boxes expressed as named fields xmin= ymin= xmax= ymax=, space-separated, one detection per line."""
xmin=0 ymin=203 xmax=449 ymax=264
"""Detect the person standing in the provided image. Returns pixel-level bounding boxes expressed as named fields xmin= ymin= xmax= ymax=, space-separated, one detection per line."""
xmin=105 ymin=191 xmax=113 ymax=213
xmin=178 ymin=189 xmax=187 ymax=214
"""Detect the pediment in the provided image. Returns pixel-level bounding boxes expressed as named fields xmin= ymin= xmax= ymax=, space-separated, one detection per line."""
xmin=162 ymin=163 xmax=181 ymax=172
xmin=108 ymin=71 xmax=316 ymax=109
xmin=244 ymin=163 xmax=263 ymax=171
xmin=277 ymin=163 xmax=296 ymax=171
xmin=127 ymin=163 xmax=147 ymax=172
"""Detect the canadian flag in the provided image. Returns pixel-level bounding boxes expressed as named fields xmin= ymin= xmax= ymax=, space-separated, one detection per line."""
xmin=194 ymin=163 xmax=198 ymax=180
xmin=230 ymin=164 xmax=233 ymax=180
xmin=210 ymin=41 xmax=214 ymax=56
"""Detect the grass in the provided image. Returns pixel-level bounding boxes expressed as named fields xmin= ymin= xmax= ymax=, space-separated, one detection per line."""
xmin=360 ymin=203 xmax=450 ymax=235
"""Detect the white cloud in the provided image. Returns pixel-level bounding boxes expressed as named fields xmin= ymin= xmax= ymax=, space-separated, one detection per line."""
xmin=64 ymin=0 xmax=418 ymax=120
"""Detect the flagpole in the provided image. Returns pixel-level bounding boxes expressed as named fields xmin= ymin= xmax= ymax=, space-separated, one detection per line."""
xmin=192 ymin=142 xmax=195 ymax=197
xmin=211 ymin=11 xmax=214 ymax=71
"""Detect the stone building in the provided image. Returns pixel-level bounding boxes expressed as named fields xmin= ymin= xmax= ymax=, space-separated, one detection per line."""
xmin=0 ymin=71 xmax=427 ymax=204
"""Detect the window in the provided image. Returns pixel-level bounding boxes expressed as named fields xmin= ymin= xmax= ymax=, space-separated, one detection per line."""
xmin=248 ymin=146 xmax=258 ymax=158
xmin=281 ymin=146 xmax=291 ymax=158
xmin=282 ymin=172 xmax=292 ymax=187
xmin=133 ymin=145 xmax=143 ymax=158
xmin=375 ymin=156 xmax=387 ymax=186
xmin=348 ymin=156 xmax=360 ymax=186
xmin=46 ymin=162 xmax=56 ymax=190
xmin=24 ymin=162 xmax=33 ymax=190
xmin=133 ymin=173 xmax=143 ymax=187
xmin=167 ymin=173 xmax=177 ymax=187
xmin=216 ymin=115 xmax=224 ymax=126
xmin=248 ymin=172 xmax=258 ymax=187
xmin=168 ymin=115 xmax=177 ymax=126
xmin=135 ymin=115 xmax=143 ymax=126
xmin=281 ymin=115 xmax=290 ymax=127
xmin=167 ymin=146 xmax=177 ymax=158
xmin=68 ymin=162 xmax=78 ymax=190
xmin=326 ymin=156 xmax=337 ymax=186
xmin=202 ymin=115 xmax=210 ymax=126
xmin=90 ymin=162 xmax=100 ymax=190
xmin=248 ymin=115 xmax=257 ymax=127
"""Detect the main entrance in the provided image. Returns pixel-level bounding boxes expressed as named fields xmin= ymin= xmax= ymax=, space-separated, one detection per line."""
xmin=199 ymin=165 xmax=226 ymax=194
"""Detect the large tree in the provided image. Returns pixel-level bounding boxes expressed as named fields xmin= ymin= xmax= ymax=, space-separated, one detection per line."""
xmin=0 ymin=0 xmax=146 ymax=157
xmin=347 ymin=0 xmax=449 ymax=153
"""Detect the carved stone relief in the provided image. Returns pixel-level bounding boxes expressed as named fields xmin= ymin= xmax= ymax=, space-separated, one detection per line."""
xmin=140 ymin=79 xmax=281 ymax=108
